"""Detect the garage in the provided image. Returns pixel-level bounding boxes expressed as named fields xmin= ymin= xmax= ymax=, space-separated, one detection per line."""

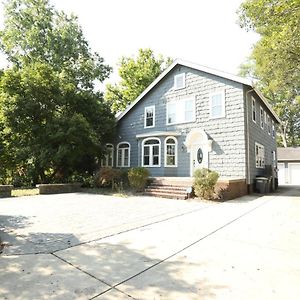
xmin=277 ymin=148 xmax=300 ymax=185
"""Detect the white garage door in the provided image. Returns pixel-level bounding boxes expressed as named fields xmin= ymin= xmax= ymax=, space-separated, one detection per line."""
xmin=278 ymin=163 xmax=285 ymax=185
xmin=289 ymin=163 xmax=300 ymax=185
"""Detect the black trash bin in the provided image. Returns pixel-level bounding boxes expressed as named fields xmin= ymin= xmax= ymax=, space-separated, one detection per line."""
xmin=255 ymin=177 xmax=268 ymax=193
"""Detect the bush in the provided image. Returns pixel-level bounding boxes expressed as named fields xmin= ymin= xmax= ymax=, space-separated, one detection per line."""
xmin=94 ymin=167 xmax=122 ymax=188
xmin=193 ymin=168 xmax=219 ymax=199
xmin=128 ymin=167 xmax=150 ymax=191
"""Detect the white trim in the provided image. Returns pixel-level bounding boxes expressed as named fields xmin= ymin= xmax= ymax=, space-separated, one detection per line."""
xmin=272 ymin=120 xmax=275 ymax=138
xmin=255 ymin=142 xmax=265 ymax=169
xmin=117 ymin=59 xmax=281 ymax=124
xmin=136 ymin=131 xmax=181 ymax=139
xmin=166 ymin=97 xmax=196 ymax=125
xmin=164 ymin=136 xmax=178 ymax=167
xmin=252 ymin=97 xmax=256 ymax=123
xmin=260 ymin=106 xmax=264 ymax=130
xmin=267 ymin=115 xmax=271 ymax=135
xmin=101 ymin=143 xmax=114 ymax=167
xmin=142 ymin=137 xmax=161 ymax=168
xmin=174 ymin=73 xmax=186 ymax=90
xmin=144 ymin=105 xmax=155 ymax=128
xmin=209 ymin=89 xmax=226 ymax=119
xmin=116 ymin=142 xmax=130 ymax=167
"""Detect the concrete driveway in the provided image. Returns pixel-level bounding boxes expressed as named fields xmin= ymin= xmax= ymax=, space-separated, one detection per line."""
xmin=1 ymin=186 xmax=300 ymax=299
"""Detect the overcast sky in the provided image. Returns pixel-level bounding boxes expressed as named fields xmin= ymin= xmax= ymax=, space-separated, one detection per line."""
xmin=0 ymin=0 xmax=259 ymax=85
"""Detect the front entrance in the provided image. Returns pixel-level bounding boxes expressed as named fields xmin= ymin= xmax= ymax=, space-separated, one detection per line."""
xmin=185 ymin=128 xmax=212 ymax=176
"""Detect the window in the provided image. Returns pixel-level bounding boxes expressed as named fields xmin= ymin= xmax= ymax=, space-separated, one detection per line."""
xmin=166 ymin=98 xmax=195 ymax=125
xmin=267 ymin=115 xmax=271 ymax=135
xmin=142 ymin=138 xmax=160 ymax=167
xmin=264 ymin=111 xmax=267 ymax=125
xmin=252 ymin=97 xmax=256 ymax=123
xmin=260 ymin=107 xmax=264 ymax=129
xmin=255 ymin=142 xmax=265 ymax=169
xmin=165 ymin=137 xmax=177 ymax=167
xmin=272 ymin=120 xmax=275 ymax=138
xmin=144 ymin=105 xmax=155 ymax=128
xmin=117 ymin=142 xmax=130 ymax=167
xmin=101 ymin=144 xmax=114 ymax=167
xmin=209 ymin=90 xmax=225 ymax=119
xmin=174 ymin=73 xmax=185 ymax=90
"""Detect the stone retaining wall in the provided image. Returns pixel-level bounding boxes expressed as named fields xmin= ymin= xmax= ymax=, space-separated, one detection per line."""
xmin=0 ymin=185 xmax=13 ymax=198
xmin=37 ymin=183 xmax=82 ymax=194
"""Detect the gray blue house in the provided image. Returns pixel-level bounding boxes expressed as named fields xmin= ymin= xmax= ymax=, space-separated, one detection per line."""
xmin=102 ymin=59 xmax=281 ymax=198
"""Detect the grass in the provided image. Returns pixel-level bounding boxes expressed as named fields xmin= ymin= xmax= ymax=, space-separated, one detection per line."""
xmin=11 ymin=188 xmax=39 ymax=197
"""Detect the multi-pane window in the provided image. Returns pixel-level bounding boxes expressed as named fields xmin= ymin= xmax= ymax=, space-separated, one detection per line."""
xmin=209 ymin=91 xmax=225 ymax=119
xmin=255 ymin=142 xmax=265 ymax=169
xmin=272 ymin=120 xmax=275 ymax=138
xmin=165 ymin=137 xmax=177 ymax=167
xmin=252 ymin=97 xmax=256 ymax=123
xmin=142 ymin=138 xmax=160 ymax=167
xmin=166 ymin=98 xmax=195 ymax=125
xmin=260 ymin=107 xmax=264 ymax=129
xmin=144 ymin=106 xmax=155 ymax=128
xmin=267 ymin=115 xmax=271 ymax=135
xmin=101 ymin=144 xmax=114 ymax=167
xmin=174 ymin=73 xmax=186 ymax=90
xmin=117 ymin=142 xmax=130 ymax=167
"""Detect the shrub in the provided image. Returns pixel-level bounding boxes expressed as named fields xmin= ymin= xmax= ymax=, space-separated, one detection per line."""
xmin=94 ymin=167 xmax=121 ymax=188
xmin=128 ymin=167 xmax=150 ymax=191
xmin=193 ymin=168 xmax=219 ymax=199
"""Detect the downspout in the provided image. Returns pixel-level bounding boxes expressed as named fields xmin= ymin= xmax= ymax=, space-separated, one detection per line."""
xmin=245 ymin=88 xmax=254 ymax=187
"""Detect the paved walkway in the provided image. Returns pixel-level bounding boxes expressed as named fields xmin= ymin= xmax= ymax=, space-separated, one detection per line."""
xmin=1 ymin=187 xmax=300 ymax=299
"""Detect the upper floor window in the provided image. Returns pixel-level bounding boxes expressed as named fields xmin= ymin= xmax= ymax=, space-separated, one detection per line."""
xmin=272 ymin=120 xmax=275 ymax=138
xmin=174 ymin=73 xmax=186 ymax=90
xmin=209 ymin=90 xmax=225 ymax=119
xmin=117 ymin=142 xmax=130 ymax=167
xmin=166 ymin=97 xmax=195 ymax=125
xmin=267 ymin=115 xmax=271 ymax=135
xmin=165 ymin=137 xmax=177 ymax=167
xmin=144 ymin=105 xmax=155 ymax=128
xmin=260 ymin=106 xmax=264 ymax=129
xmin=142 ymin=138 xmax=160 ymax=167
xmin=101 ymin=144 xmax=114 ymax=167
xmin=255 ymin=142 xmax=265 ymax=169
xmin=252 ymin=97 xmax=256 ymax=123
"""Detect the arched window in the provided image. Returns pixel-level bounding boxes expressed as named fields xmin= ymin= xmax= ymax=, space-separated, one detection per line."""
xmin=101 ymin=144 xmax=114 ymax=167
xmin=165 ymin=137 xmax=177 ymax=167
xmin=142 ymin=138 xmax=160 ymax=167
xmin=117 ymin=142 xmax=130 ymax=167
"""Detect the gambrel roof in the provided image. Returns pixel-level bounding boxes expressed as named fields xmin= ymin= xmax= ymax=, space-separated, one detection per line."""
xmin=117 ymin=59 xmax=281 ymax=123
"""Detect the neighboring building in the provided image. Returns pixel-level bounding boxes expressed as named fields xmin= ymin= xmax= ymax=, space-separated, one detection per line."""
xmin=102 ymin=59 xmax=281 ymax=197
xmin=278 ymin=147 xmax=300 ymax=185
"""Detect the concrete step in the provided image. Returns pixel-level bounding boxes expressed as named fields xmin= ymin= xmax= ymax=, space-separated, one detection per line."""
xmin=144 ymin=188 xmax=187 ymax=195
xmin=143 ymin=191 xmax=187 ymax=200
xmin=146 ymin=185 xmax=187 ymax=192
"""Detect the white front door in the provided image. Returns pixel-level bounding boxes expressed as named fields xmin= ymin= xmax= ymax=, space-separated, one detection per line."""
xmin=190 ymin=144 xmax=208 ymax=176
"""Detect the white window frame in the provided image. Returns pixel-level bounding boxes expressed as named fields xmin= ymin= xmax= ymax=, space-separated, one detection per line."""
xmin=174 ymin=73 xmax=186 ymax=90
xmin=164 ymin=136 xmax=178 ymax=167
xmin=272 ymin=120 xmax=275 ymax=138
xmin=267 ymin=115 xmax=271 ymax=135
xmin=116 ymin=142 xmax=130 ymax=167
xmin=166 ymin=97 xmax=196 ymax=125
xmin=260 ymin=106 xmax=264 ymax=129
xmin=142 ymin=138 xmax=161 ymax=168
xmin=101 ymin=143 xmax=114 ymax=167
xmin=252 ymin=97 xmax=256 ymax=123
xmin=144 ymin=105 xmax=155 ymax=128
xmin=209 ymin=90 xmax=226 ymax=119
xmin=264 ymin=111 xmax=267 ymax=125
xmin=255 ymin=142 xmax=265 ymax=169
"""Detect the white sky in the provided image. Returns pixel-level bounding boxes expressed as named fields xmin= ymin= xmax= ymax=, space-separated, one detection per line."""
xmin=0 ymin=0 xmax=259 ymax=87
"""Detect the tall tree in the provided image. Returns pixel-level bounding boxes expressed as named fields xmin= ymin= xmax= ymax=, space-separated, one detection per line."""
xmin=238 ymin=0 xmax=300 ymax=147
xmin=105 ymin=48 xmax=172 ymax=113
xmin=0 ymin=0 xmax=114 ymax=184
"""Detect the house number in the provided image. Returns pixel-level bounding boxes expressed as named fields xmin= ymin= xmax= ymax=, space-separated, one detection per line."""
xmin=197 ymin=148 xmax=203 ymax=164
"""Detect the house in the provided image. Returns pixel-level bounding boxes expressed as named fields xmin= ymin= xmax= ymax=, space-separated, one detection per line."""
xmin=102 ymin=59 xmax=281 ymax=199
xmin=277 ymin=147 xmax=300 ymax=185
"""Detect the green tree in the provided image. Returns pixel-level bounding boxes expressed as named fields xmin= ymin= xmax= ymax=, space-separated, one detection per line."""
xmin=0 ymin=0 xmax=114 ymax=184
xmin=105 ymin=48 xmax=172 ymax=113
xmin=238 ymin=0 xmax=300 ymax=147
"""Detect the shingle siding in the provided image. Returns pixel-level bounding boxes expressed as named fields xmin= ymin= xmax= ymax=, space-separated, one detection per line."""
xmin=116 ymin=65 xmax=248 ymax=179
